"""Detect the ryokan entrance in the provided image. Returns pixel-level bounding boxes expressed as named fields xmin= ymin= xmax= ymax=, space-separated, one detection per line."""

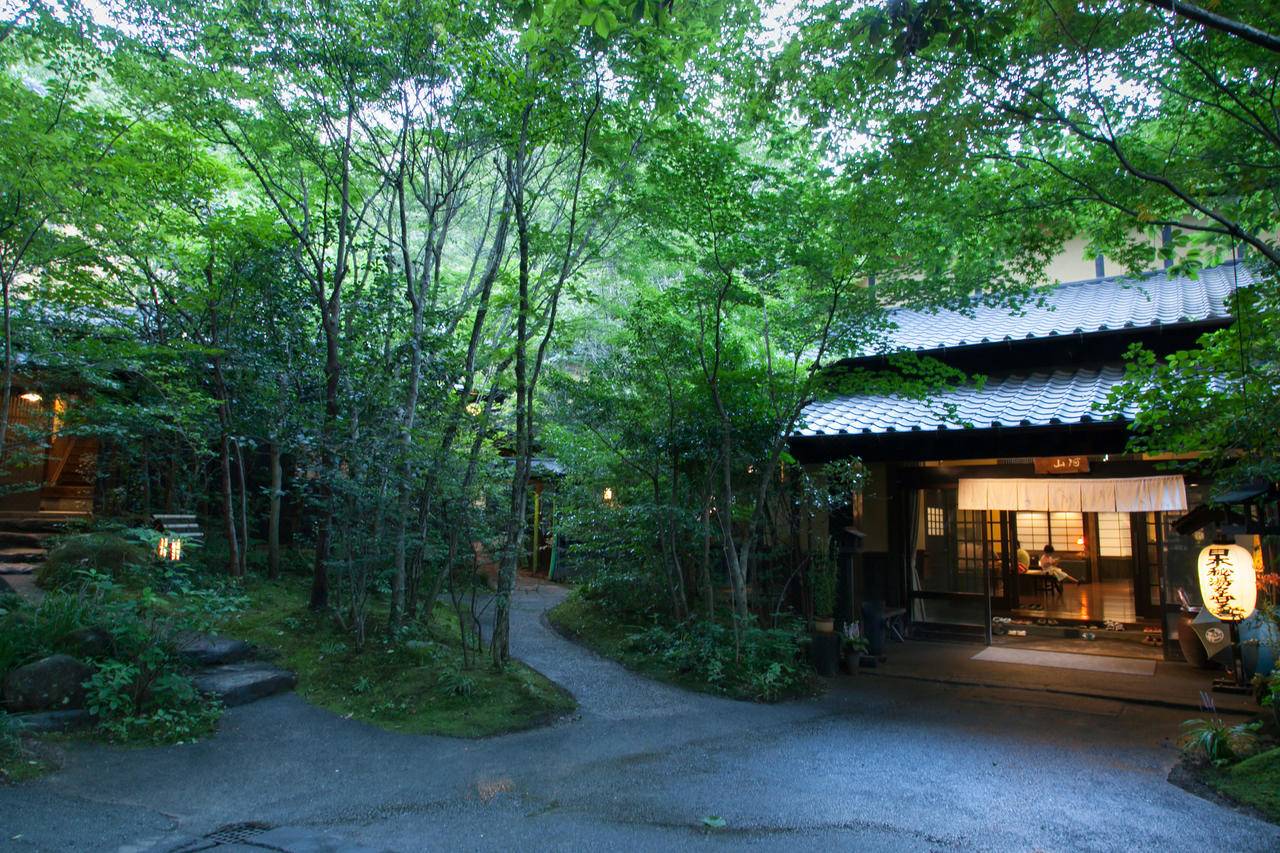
xmin=912 ymin=475 xmax=1187 ymax=656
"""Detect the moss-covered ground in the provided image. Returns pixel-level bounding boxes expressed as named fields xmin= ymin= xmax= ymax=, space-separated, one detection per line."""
xmin=1206 ymin=746 xmax=1280 ymax=823
xmin=218 ymin=579 xmax=575 ymax=738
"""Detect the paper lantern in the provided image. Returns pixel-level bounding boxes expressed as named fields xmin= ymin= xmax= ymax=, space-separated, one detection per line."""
xmin=158 ymin=537 xmax=183 ymax=561
xmin=1197 ymin=542 xmax=1256 ymax=621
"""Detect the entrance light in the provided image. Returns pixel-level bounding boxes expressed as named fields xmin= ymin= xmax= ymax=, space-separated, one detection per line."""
xmin=1196 ymin=538 xmax=1256 ymax=692
xmin=1196 ymin=541 xmax=1257 ymax=622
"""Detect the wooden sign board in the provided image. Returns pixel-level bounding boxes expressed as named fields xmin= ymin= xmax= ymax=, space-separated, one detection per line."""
xmin=1034 ymin=456 xmax=1090 ymax=475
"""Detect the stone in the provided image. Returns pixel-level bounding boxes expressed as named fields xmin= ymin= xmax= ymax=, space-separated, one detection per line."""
xmin=172 ymin=630 xmax=252 ymax=666
xmin=193 ymin=663 xmax=296 ymax=707
xmin=61 ymin=625 xmax=114 ymax=658
xmin=2 ymin=654 xmax=93 ymax=711
xmin=10 ymin=708 xmax=93 ymax=733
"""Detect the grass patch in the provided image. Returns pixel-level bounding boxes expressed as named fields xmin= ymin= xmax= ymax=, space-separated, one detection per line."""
xmin=548 ymin=595 xmax=815 ymax=702
xmin=1206 ymin=747 xmax=1280 ymax=823
xmin=0 ymin=725 xmax=62 ymax=785
xmin=218 ymin=579 xmax=575 ymax=738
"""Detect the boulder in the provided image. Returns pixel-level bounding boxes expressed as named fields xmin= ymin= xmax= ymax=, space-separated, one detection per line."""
xmin=194 ymin=663 xmax=296 ymax=707
xmin=11 ymin=709 xmax=93 ymax=733
xmin=61 ymin=625 xmax=114 ymax=659
xmin=2 ymin=654 xmax=93 ymax=711
xmin=172 ymin=630 xmax=252 ymax=667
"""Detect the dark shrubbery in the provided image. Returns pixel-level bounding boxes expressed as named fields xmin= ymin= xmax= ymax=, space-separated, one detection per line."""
xmin=623 ymin=618 xmax=809 ymax=702
xmin=3 ymin=545 xmax=238 ymax=745
xmin=554 ymin=565 xmax=812 ymax=703
xmin=575 ymin=565 xmax=667 ymax=619
xmin=36 ymin=532 xmax=152 ymax=589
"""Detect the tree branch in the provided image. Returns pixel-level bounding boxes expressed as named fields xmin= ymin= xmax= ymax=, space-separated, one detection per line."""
xmin=1141 ymin=0 xmax=1280 ymax=54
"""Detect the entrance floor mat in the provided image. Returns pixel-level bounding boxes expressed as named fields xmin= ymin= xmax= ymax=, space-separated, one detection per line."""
xmin=972 ymin=646 xmax=1157 ymax=676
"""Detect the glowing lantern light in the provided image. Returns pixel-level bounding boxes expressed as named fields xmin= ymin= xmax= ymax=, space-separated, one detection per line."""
xmin=1197 ymin=541 xmax=1257 ymax=622
xmin=19 ymin=392 xmax=41 ymax=403
xmin=602 ymin=488 xmax=614 ymax=502
xmin=158 ymin=537 xmax=183 ymax=561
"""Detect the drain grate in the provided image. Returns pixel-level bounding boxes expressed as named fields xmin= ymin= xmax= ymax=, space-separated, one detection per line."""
xmin=203 ymin=822 xmax=274 ymax=844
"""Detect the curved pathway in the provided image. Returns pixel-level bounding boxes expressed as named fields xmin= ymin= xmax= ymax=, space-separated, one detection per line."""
xmin=2 ymin=580 xmax=1277 ymax=852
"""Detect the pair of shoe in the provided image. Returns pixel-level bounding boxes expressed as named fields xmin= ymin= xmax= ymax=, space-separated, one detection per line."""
xmin=1142 ymin=635 xmax=1163 ymax=646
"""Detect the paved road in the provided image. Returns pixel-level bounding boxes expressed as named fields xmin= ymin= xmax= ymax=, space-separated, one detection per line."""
xmin=3 ymin=582 xmax=1277 ymax=852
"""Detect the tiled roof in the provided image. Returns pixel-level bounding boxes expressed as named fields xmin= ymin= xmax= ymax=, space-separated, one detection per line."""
xmin=864 ymin=261 xmax=1249 ymax=355
xmin=798 ymin=365 xmax=1133 ymax=437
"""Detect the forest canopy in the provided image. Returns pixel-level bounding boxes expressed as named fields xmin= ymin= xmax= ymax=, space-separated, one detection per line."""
xmin=3 ymin=0 xmax=1279 ymax=662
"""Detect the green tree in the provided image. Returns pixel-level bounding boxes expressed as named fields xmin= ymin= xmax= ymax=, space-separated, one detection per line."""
xmin=774 ymin=1 xmax=1280 ymax=277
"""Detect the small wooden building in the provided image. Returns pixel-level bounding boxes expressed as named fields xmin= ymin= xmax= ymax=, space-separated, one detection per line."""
xmin=0 ymin=390 xmax=95 ymax=518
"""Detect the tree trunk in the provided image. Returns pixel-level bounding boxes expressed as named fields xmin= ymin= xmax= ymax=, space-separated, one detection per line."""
xmin=212 ymin=355 xmax=242 ymax=578
xmin=268 ymin=440 xmax=282 ymax=579
xmin=311 ymin=308 xmax=342 ymax=612
xmin=492 ymin=185 xmax=531 ymax=669
xmin=0 ymin=276 xmax=13 ymax=465
xmin=219 ymin=433 xmax=241 ymax=577
xmin=234 ymin=436 xmax=250 ymax=576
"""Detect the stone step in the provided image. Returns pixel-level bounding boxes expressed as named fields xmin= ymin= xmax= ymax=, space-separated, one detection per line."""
xmin=39 ymin=498 xmax=92 ymax=513
xmin=172 ymin=630 xmax=252 ymax=667
xmin=10 ymin=709 xmax=93 ymax=733
xmin=0 ymin=548 xmax=46 ymax=564
xmin=0 ymin=512 xmax=84 ymax=531
xmin=194 ymin=663 xmax=297 ymax=707
xmin=0 ymin=530 xmax=44 ymax=548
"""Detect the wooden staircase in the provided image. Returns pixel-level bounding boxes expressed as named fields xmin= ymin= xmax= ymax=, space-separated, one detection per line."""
xmin=40 ymin=437 xmax=95 ymax=514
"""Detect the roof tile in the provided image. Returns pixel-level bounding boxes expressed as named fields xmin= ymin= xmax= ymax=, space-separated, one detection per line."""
xmin=864 ymin=261 xmax=1248 ymax=355
xmin=798 ymin=365 xmax=1132 ymax=437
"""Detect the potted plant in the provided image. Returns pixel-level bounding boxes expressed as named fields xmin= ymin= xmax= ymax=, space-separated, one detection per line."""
xmin=808 ymin=541 xmax=840 ymax=676
xmin=842 ymin=621 xmax=869 ymax=674
xmin=810 ymin=540 xmax=837 ymax=635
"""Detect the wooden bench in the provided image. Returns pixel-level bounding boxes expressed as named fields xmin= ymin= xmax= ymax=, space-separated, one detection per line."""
xmin=883 ymin=606 xmax=907 ymax=642
xmin=152 ymin=513 xmax=204 ymax=542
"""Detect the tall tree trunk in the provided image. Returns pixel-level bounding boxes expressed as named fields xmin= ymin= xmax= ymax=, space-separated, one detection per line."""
xmin=492 ymin=178 xmax=531 ymax=669
xmin=312 ymin=307 xmax=342 ymax=611
xmin=212 ymin=355 xmax=242 ymax=577
xmin=0 ymin=276 xmax=13 ymax=466
xmin=141 ymin=437 xmax=152 ymax=522
xmin=701 ymin=483 xmax=715 ymax=620
xmin=234 ymin=436 xmax=250 ymax=576
xmin=268 ymin=440 xmax=282 ymax=579
xmin=219 ymin=433 xmax=241 ymax=577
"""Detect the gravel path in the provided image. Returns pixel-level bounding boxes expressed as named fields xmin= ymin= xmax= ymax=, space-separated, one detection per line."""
xmin=1 ymin=578 xmax=1277 ymax=852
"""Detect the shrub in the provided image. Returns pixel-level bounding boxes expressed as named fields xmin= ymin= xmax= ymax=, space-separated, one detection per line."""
xmin=36 ymin=533 xmax=151 ymax=589
xmin=0 ymin=594 xmax=99 ymax=676
xmin=1 ymin=587 xmax=225 ymax=746
xmin=623 ymin=617 xmax=808 ymax=702
xmin=577 ymin=565 xmax=666 ymax=621
xmin=85 ymin=651 xmax=220 ymax=744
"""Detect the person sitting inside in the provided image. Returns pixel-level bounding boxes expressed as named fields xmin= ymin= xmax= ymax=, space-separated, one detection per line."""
xmin=1038 ymin=544 xmax=1083 ymax=593
xmin=1015 ymin=542 xmax=1030 ymax=573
